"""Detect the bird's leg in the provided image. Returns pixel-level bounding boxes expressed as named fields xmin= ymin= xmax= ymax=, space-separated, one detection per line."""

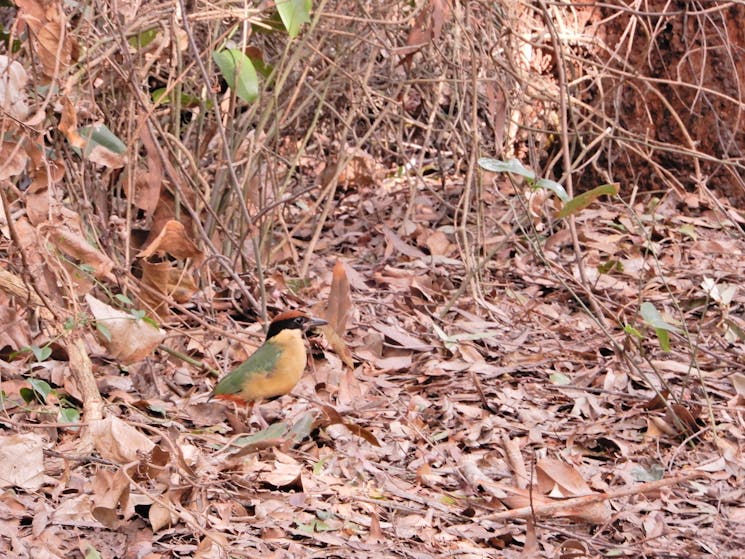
xmin=250 ymin=402 xmax=270 ymax=430
xmin=225 ymin=401 xmax=254 ymax=433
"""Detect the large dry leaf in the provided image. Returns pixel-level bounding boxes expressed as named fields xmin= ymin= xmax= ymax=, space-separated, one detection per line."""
xmin=137 ymin=219 xmax=203 ymax=263
xmin=259 ymin=451 xmax=303 ymax=488
xmin=322 ymin=260 xmax=354 ymax=369
xmin=16 ymin=0 xmax=75 ymax=78
xmin=148 ymin=487 xmax=185 ymax=532
xmin=140 ymin=260 xmax=198 ymax=313
xmin=124 ymin=120 xmax=163 ymax=213
xmin=90 ymin=415 xmax=155 ymax=464
xmin=91 ymin=468 xmax=130 ymax=528
xmin=399 ymin=0 xmax=451 ymax=68
xmin=86 ymin=294 xmax=165 ymax=364
xmin=0 ymin=141 xmax=29 ymax=180
xmin=0 ymin=295 xmax=32 ymax=350
xmin=0 ymin=55 xmax=29 ymax=120
xmin=320 ymin=148 xmax=383 ymax=188
xmin=0 ymin=433 xmax=45 ymax=490
xmin=381 ymin=225 xmax=427 ymax=260
xmin=42 ymin=224 xmax=115 ymax=282
xmin=6 ymin=217 xmax=63 ymax=308
xmin=536 ymin=457 xmax=594 ymax=496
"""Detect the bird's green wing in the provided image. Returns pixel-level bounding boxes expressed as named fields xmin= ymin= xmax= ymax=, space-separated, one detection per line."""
xmin=212 ymin=340 xmax=282 ymax=396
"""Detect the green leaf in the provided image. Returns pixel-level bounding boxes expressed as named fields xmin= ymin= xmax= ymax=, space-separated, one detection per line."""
xmin=115 ymin=293 xmax=134 ymax=306
xmin=130 ymin=309 xmax=146 ymax=320
xmin=724 ymin=318 xmax=745 ymax=342
xmin=78 ymin=124 xmax=127 ymax=156
xmin=630 ymin=464 xmax=664 ymax=482
xmin=549 ymin=372 xmax=571 ymax=385
xmin=276 ymin=0 xmax=312 ymax=38
xmin=24 ymin=378 xmax=53 ymax=404
xmin=148 ymin=404 xmax=166 ymax=416
xmin=313 ymin=456 xmax=327 ymax=475
xmin=151 ymin=87 xmax=209 ymax=109
xmin=59 ymin=407 xmax=80 ymax=424
xmin=289 ymin=410 xmax=317 ymax=443
xmin=63 ymin=317 xmax=75 ymax=330
xmin=477 ymin=157 xmax=535 ymax=180
xmin=555 ymin=183 xmax=620 ymax=219
xmin=141 ymin=315 xmax=160 ymax=329
xmin=640 ymin=302 xmax=681 ymax=333
xmin=477 ymin=157 xmax=569 ymax=201
xmin=678 ymin=223 xmax=697 ymax=240
xmin=249 ymin=55 xmax=273 ymax=78
xmin=439 ymin=494 xmax=458 ymax=506
xmin=623 ymin=324 xmax=644 ymax=339
xmin=232 ymin=422 xmax=289 ymax=447
xmin=28 ymin=345 xmax=52 ymax=362
xmin=128 ymin=28 xmax=158 ymax=49
xmin=84 ymin=545 xmax=103 ymax=559
xmin=212 ymin=49 xmax=259 ymax=103
xmin=433 ymin=323 xmax=502 ymax=352
xmin=535 ymin=177 xmax=569 ymax=202
xmin=655 ymin=328 xmax=671 ymax=352
xmin=597 ymin=259 xmax=623 ymax=274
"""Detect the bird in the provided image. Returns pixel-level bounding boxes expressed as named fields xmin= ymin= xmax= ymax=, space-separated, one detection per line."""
xmin=211 ymin=310 xmax=328 ymax=406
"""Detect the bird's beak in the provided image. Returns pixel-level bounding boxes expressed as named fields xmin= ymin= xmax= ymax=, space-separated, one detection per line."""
xmin=304 ymin=317 xmax=328 ymax=331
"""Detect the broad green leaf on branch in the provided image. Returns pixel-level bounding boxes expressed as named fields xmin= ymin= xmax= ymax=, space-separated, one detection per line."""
xmin=535 ymin=177 xmax=570 ymax=202
xmin=478 ymin=157 xmax=569 ymax=201
xmin=20 ymin=378 xmax=53 ymax=404
xmin=78 ymin=125 xmax=126 ymax=158
xmin=555 ymin=183 xmax=620 ymax=219
xmin=58 ymin=98 xmax=125 ymax=168
xmin=623 ymin=324 xmax=643 ymax=339
xmin=213 ymin=49 xmax=259 ymax=103
xmin=59 ymin=407 xmax=80 ymax=424
xmin=276 ymin=0 xmax=312 ymax=38
xmin=478 ymin=157 xmax=536 ymax=179
xmin=26 ymin=344 xmax=52 ymax=362
xmin=640 ymin=302 xmax=681 ymax=352
xmin=640 ymin=302 xmax=681 ymax=333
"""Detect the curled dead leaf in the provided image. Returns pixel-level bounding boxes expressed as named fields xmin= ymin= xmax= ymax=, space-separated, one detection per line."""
xmin=0 ymin=433 xmax=45 ymax=490
xmin=90 ymin=415 xmax=155 ymax=464
xmin=86 ymin=294 xmax=165 ymax=364
xmin=321 ymin=260 xmax=355 ymax=368
xmin=320 ymin=404 xmax=380 ymax=446
xmin=138 ymin=219 xmax=203 ymax=263
xmin=91 ymin=468 xmax=129 ymax=528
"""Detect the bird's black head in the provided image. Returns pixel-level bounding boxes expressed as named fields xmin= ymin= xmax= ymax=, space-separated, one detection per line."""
xmin=266 ymin=311 xmax=328 ymax=340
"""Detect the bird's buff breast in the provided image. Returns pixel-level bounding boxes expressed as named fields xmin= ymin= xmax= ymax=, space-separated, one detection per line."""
xmin=242 ymin=329 xmax=307 ymax=400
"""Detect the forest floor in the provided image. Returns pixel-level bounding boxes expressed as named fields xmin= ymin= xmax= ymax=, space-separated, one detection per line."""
xmin=2 ymin=171 xmax=744 ymax=558
xmin=1 ymin=1 xmax=744 ymax=558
